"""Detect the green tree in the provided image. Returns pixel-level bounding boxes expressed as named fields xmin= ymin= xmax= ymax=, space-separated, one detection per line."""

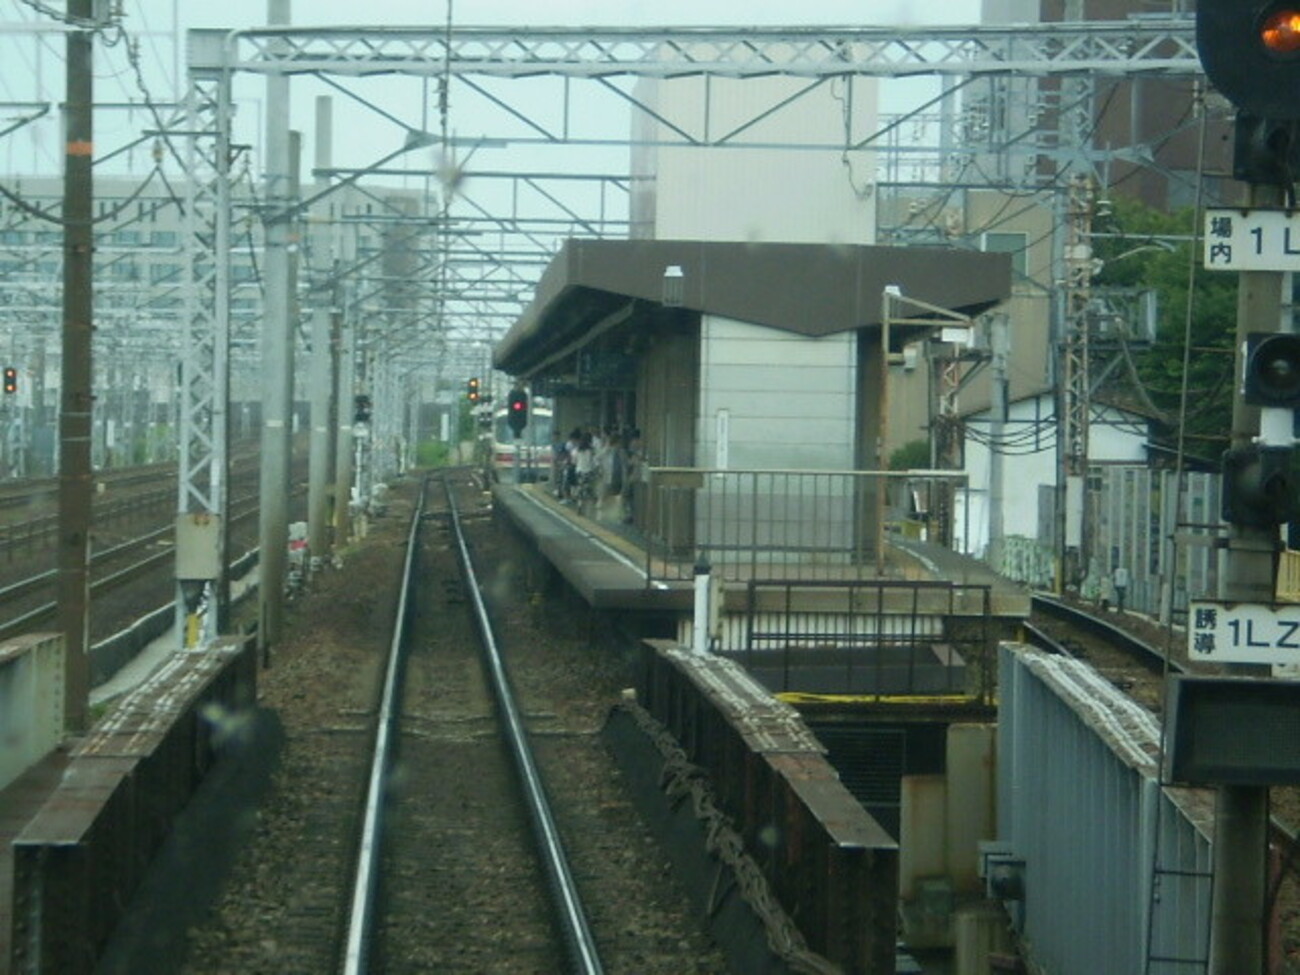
xmin=890 ymin=439 xmax=931 ymax=470
xmin=1091 ymin=197 xmax=1237 ymax=457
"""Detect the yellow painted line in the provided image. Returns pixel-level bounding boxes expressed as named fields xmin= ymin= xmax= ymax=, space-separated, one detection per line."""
xmin=775 ymin=692 xmax=995 ymax=707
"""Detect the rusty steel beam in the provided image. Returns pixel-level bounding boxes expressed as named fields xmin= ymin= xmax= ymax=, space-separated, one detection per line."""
xmin=9 ymin=636 xmax=255 ymax=975
xmin=638 ymin=641 xmax=898 ymax=973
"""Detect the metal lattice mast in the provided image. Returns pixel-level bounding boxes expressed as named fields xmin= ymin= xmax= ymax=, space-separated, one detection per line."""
xmin=179 ymin=34 xmax=233 ymax=645
xmin=1059 ymin=172 xmax=1095 ymax=589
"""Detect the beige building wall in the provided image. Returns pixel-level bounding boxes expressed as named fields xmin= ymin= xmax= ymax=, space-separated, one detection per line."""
xmin=876 ymin=189 xmax=1055 ymax=456
xmin=631 ymin=74 xmax=878 ymax=245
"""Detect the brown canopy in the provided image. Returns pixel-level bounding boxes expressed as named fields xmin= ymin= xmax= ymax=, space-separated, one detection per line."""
xmin=495 ymin=238 xmax=1012 ymax=376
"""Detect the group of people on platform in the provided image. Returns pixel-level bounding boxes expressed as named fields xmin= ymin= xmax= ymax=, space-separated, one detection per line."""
xmin=553 ymin=425 xmax=641 ymax=523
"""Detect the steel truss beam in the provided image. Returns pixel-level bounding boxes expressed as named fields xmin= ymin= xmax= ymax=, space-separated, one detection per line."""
xmin=209 ymin=22 xmax=1198 ymax=79
xmin=182 ymin=19 xmax=1206 ymax=581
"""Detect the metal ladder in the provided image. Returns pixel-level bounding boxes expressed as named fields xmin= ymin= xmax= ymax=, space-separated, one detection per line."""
xmin=1142 ymin=777 xmax=1213 ymax=975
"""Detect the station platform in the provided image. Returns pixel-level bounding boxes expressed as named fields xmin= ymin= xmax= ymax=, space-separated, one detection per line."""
xmin=492 ymin=482 xmax=694 ymax=612
xmin=492 ymin=482 xmax=1031 ymax=620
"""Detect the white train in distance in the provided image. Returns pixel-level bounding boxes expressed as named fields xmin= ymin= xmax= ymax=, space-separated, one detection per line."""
xmin=490 ymin=402 xmax=554 ymax=483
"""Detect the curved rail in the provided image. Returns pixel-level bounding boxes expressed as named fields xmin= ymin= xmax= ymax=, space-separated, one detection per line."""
xmin=1030 ymin=593 xmax=1182 ymax=674
xmin=445 ymin=475 xmax=606 ymax=975
xmin=341 ymin=476 xmax=427 ymax=975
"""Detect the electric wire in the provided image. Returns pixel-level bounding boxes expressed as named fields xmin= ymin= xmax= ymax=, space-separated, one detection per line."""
xmin=1143 ymin=85 xmax=1212 ymax=975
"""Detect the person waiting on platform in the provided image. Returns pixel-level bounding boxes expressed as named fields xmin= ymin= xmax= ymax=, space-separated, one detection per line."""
xmin=599 ymin=431 xmax=625 ymax=521
xmin=1113 ymin=565 xmax=1130 ymax=613
xmin=557 ymin=428 xmax=580 ymax=501
xmin=571 ymin=431 xmax=598 ymax=511
xmin=621 ymin=428 xmax=641 ymax=524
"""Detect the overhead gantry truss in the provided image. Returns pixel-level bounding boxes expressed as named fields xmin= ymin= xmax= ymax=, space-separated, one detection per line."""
xmin=220 ymin=22 xmax=1198 ymax=79
xmin=180 ymin=18 xmax=1206 ymax=540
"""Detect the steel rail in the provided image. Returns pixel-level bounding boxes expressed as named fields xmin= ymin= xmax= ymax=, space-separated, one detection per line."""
xmin=1031 ymin=593 xmax=1183 ymax=674
xmin=0 ymin=490 xmax=265 ymax=643
xmin=341 ymin=477 xmax=427 ymax=975
xmin=444 ymin=475 xmax=606 ymax=975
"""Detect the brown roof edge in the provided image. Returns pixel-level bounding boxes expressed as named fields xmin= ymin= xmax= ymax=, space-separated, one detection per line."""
xmin=495 ymin=238 xmax=1011 ymax=374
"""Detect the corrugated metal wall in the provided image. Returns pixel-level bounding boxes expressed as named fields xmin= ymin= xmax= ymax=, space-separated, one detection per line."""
xmin=998 ymin=645 xmax=1213 ymax=975
xmin=1090 ymin=467 xmax=1220 ymax=618
xmin=993 ymin=468 xmax=1221 ymax=618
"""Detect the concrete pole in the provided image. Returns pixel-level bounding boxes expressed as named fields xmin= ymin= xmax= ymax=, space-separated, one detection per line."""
xmin=306 ymin=96 xmax=334 ymax=565
xmin=333 ymin=309 xmax=355 ymax=544
xmin=1209 ymin=180 xmax=1277 ymax=975
xmin=57 ymin=0 xmax=94 ymax=732
xmin=987 ymin=313 xmax=1008 ymax=567
xmin=258 ymin=0 xmax=293 ymax=656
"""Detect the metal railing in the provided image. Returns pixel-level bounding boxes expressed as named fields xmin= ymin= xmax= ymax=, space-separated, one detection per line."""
xmin=735 ymin=578 xmax=994 ymax=700
xmin=641 ymin=466 xmax=970 ymax=586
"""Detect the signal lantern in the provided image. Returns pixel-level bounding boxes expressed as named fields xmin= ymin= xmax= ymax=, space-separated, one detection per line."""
xmin=1197 ymin=1 xmax=1300 ymax=119
xmin=507 ymin=388 xmax=528 ymax=436
xmin=467 ymin=377 xmax=480 ymax=403
xmin=1222 ymin=445 xmax=1300 ymax=527
xmin=1262 ymin=8 xmax=1300 ymax=54
xmin=1244 ymin=332 xmax=1300 ymax=407
xmin=2 ymin=367 xmax=15 ymax=394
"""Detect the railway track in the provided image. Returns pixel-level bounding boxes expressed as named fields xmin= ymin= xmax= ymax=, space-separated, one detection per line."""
xmin=168 ymin=469 xmax=724 ymax=975
xmin=0 ymin=491 xmax=264 ymax=643
xmin=359 ymin=473 xmax=601 ymax=973
xmin=1024 ymin=594 xmax=1186 ymax=714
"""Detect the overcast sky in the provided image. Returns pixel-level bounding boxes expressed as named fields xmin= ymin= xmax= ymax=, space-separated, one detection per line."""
xmin=184 ymin=1 xmax=986 ymax=30
xmin=0 ymin=0 xmax=987 ymax=176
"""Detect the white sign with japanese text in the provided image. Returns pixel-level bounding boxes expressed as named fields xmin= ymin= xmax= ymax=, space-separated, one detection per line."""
xmin=1204 ymin=209 xmax=1300 ymax=271
xmin=1188 ymin=600 xmax=1300 ymax=664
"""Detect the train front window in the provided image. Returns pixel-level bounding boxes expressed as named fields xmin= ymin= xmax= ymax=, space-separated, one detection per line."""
xmin=494 ymin=413 xmax=553 ymax=445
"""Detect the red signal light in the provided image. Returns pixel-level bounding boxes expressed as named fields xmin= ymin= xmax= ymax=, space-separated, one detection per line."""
xmin=1262 ymin=8 xmax=1300 ymax=55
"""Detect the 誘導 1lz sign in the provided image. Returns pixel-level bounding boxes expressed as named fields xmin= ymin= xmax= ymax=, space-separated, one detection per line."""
xmin=1188 ymin=600 xmax=1300 ymax=665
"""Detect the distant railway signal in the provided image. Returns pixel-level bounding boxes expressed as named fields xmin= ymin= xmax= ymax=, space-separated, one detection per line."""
xmin=507 ymin=388 xmax=528 ymax=436
xmin=467 ymin=377 xmax=480 ymax=403
xmin=353 ymin=393 xmax=372 ymax=424
xmin=2 ymin=367 xmax=14 ymax=394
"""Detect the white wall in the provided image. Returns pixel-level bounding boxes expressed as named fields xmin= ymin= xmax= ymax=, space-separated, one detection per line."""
xmin=981 ymin=0 xmax=1039 ymax=22
xmin=632 ymin=74 xmax=878 ymax=244
xmin=961 ymin=394 xmax=1149 ymax=555
xmin=697 ymin=314 xmax=856 ymax=471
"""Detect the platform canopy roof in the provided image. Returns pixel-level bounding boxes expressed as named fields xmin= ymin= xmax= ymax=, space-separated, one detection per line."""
xmin=494 ymin=238 xmax=1011 ymax=377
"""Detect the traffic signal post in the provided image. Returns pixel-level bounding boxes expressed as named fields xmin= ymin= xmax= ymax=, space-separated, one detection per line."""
xmin=1193 ymin=5 xmax=1300 ymax=971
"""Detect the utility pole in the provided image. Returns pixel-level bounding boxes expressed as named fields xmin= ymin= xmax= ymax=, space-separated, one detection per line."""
xmin=58 ymin=0 xmax=96 ymax=733
xmin=258 ymin=0 xmax=293 ymax=656
xmin=1188 ymin=5 xmax=1300 ymax=972
xmin=307 ymin=95 xmax=335 ymax=565
xmin=1057 ymin=172 xmax=1094 ymax=592
xmin=987 ymin=313 xmax=1009 ymax=567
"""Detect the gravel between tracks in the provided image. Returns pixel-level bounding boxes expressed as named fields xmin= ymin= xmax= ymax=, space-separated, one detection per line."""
xmin=175 ymin=473 xmax=727 ymax=974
